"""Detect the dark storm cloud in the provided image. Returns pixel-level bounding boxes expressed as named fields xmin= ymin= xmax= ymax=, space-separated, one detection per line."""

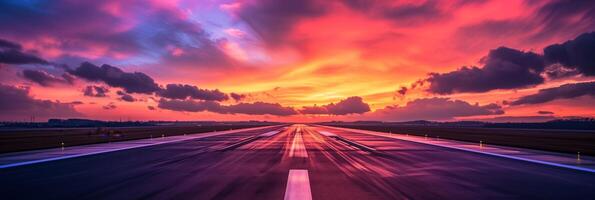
xmin=69 ymin=62 xmax=160 ymax=94
xmin=300 ymin=96 xmax=371 ymax=115
xmin=0 ymin=49 xmax=48 ymax=65
xmin=0 ymin=38 xmax=48 ymax=65
xmin=509 ymin=81 xmax=595 ymax=105
xmin=22 ymin=69 xmax=73 ymax=86
xmin=83 ymin=85 xmax=109 ymax=97
xmin=71 ymin=62 xmax=235 ymax=103
xmin=0 ymin=38 xmax=22 ymax=50
xmin=426 ymin=47 xmax=545 ymax=94
xmin=543 ymin=32 xmax=595 ymax=76
xmin=237 ymin=0 xmax=328 ymax=45
xmin=117 ymin=91 xmax=136 ymax=102
xmin=373 ymin=97 xmax=504 ymax=121
xmin=157 ymin=84 xmax=229 ymax=102
xmin=230 ymin=93 xmax=246 ymax=101
xmin=157 ymin=99 xmax=297 ymax=116
xmin=0 ymin=84 xmax=82 ymax=120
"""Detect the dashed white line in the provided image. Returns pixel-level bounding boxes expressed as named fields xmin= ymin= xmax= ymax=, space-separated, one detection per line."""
xmin=289 ymin=132 xmax=308 ymax=158
xmin=284 ymin=169 xmax=312 ymax=200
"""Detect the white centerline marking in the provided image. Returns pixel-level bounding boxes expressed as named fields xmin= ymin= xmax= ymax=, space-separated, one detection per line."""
xmin=289 ymin=132 xmax=308 ymax=158
xmin=284 ymin=169 xmax=312 ymax=200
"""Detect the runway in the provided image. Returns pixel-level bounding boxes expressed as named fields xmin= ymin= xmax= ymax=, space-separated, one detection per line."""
xmin=1 ymin=125 xmax=594 ymax=199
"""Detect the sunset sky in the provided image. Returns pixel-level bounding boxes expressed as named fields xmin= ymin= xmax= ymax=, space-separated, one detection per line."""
xmin=0 ymin=0 xmax=594 ymax=122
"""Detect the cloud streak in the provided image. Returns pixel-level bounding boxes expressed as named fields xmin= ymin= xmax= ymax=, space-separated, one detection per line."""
xmin=510 ymin=81 xmax=595 ymax=105
xmin=158 ymin=99 xmax=297 ymax=116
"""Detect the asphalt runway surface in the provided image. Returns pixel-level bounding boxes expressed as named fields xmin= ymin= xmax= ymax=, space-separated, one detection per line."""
xmin=1 ymin=125 xmax=594 ymax=199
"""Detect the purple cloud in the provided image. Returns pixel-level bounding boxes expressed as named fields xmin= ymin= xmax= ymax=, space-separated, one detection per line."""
xmin=157 ymin=99 xmax=223 ymax=113
xmin=0 ymin=38 xmax=22 ymax=49
xmin=0 ymin=38 xmax=47 ymax=65
xmin=69 ymin=62 xmax=160 ymax=94
xmin=426 ymin=47 xmax=545 ymax=94
xmin=102 ymin=102 xmax=117 ymax=110
xmin=230 ymin=92 xmax=246 ymax=101
xmin=532 ymin=0 xmax=595 ymax=42
xmin=22 ymin=69 xmax=73 ymax=86
xmin=510 ymin=81 xmax=595 ymax=105
xmin=373 ymin=97 xmax=504 ymax=121
xmin=236 ymin=0 xmax=328 ymax=46
xmin=157 ymin=84 xmax=229 ymax=101
xmin=117 ymin=91 xmax=136 ymax=102
xmin=0 ymin=84 xmax=82 ymax=120
xmin=157 ymin=99 xmax=297 ymax=116
xmin=544 ymin=32 xmax=595 ymax=76
xmin=83 ymin=85 xmax=109 ymax=97
xmin=344 ymin=0 xmax=447 ymax=25
xmin=226 ymin=102 xmax=297 ymax=116
xmin=0 ymin=1 xmax=232 ymax=69
xmin=300 ymin=96 xmax=370 ymax=115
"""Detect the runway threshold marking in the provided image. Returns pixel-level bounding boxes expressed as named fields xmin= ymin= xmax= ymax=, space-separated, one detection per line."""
xmin=289 ymin=131 xmax=308 ymax=158
xmin=284 ymin=169 xmax=312 ymax=200
xmin=325 ymin=126 xmax=595 ymax=174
